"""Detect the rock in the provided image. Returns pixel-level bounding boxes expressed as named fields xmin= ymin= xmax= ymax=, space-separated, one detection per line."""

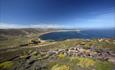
xmin=47 ymin=50 xmax=58 ymax=55
xmin=63 ymin=52 xmax=68 ymax=56
xmin=58 ymin=49 xmax=65 ymax=53
xmin=90 ymin=46 xmax=96 ymax=51
xmin=108 ymin=57 xmax=115 ymax=64
xmin=109 ymin=51 xmax=115 ymax=56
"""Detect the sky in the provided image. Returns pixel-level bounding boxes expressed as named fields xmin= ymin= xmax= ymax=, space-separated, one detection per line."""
xmin=0 ymin=0 xmax=115 ymax=29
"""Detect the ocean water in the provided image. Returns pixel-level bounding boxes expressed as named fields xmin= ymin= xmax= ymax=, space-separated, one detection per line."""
xmin=39 ymin=29 xmax=115 ymax=41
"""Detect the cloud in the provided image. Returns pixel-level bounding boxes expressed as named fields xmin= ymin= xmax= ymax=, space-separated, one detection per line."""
xmin=0 ymin=23 xmax=26 ymax=29
xmin=1 ymin=12 xmax=114 ymax=29
xmin=0 ymin=23 xmax=70 ymax=29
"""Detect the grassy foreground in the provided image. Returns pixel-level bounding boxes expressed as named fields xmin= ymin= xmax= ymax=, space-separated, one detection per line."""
xmin=0 ymin=38 xmax=115 ymax=70
xmin=0 ymin=29 xmax=115 ymax=70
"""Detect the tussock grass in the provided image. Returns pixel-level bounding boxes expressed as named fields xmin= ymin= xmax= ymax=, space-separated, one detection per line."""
xmin=0 ymin=61 xmax=14 ymax=70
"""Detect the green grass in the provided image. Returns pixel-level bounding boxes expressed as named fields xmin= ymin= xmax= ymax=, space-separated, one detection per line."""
xmin=58 ymin=53 xmax=65 ymax=59
xmin=0 ymin=36 xmax=29 ymax=48
xmin=95 ymin=60 xmax=114 ymax=70
xmin=51 ymin=64 xmax=71 ymax=70
xmin=77 ymin=57 xmax=95 ymax=68
xmin=0 ymin=61 xmax=14 ymax=70
xmin=48 ymin=56 xmax=115 ymax=70
xmin=0 ymin=38 xmax=115 ymax=70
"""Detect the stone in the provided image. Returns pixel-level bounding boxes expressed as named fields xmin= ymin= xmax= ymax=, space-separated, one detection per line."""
xmin=108 ymin=57 xmax=115 ymax=64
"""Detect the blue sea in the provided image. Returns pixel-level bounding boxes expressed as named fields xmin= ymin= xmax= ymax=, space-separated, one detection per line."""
xmin=39 ymin=29 xmax=115 ymax=41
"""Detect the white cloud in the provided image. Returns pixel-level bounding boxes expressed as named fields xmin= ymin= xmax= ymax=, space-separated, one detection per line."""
xmin=0 ymin=23 xmax=70 ymax=29
xmin=0 ymin=23 xmax=26 ymax=29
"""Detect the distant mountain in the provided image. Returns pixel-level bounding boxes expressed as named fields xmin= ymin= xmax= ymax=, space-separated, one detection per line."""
xmin=0 ymin=28 xmax=57 ymax=36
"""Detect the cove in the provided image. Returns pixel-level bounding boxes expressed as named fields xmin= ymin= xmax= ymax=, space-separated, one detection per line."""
xmin=39 ymin=29 xmax=115 ymax=41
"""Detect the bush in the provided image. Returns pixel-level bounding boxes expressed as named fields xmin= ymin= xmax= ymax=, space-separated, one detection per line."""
xmin=58 ymin=53 xmax=65 ymax=59
xmin=77 ymin=58 xmax=95 ymax=68
xmin=51 ymin=64 xmax=71 ymax=70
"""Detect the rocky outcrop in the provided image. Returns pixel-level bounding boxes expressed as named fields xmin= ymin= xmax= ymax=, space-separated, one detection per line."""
xmin=47 ymin=46 xmax=115 ymax=62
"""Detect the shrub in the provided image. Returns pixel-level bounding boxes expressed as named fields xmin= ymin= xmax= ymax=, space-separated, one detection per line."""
xmin=51 ymin=64 xmax=71 ymax=70
xmin=77 ymin=58 xmax=95 ymax=68
xmin=58 ymin=53 xmax=65 ymax=59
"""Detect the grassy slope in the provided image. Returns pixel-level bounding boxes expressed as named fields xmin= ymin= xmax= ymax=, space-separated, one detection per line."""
xmin=0 ymin=39 xmax=115 ymax=70
xmin=0 ymin=29 xmax=115 ymax=70
xmin=0 ymin=28 xmax=57 ymax=48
